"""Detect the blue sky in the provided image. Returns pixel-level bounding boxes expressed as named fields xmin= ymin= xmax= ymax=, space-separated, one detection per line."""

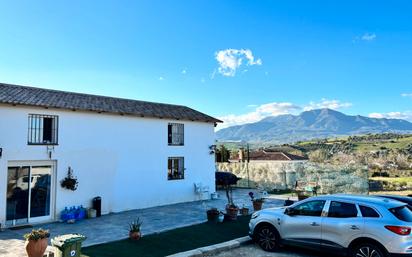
xmin=1 ymin=1 xmax=412 ymax=129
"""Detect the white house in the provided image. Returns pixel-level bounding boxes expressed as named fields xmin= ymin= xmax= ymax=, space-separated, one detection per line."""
xmin=0 ymin=83 xmax=221 ymax=228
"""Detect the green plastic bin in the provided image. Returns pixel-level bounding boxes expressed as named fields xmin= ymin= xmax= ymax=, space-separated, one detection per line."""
xmin=51 ymin=234 xmax=86 ymax=257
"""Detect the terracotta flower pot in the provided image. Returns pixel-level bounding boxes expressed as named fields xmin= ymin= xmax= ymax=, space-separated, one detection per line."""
xmin=25 ymin=238 xmax=48 ymax=257
xmin=206 ymin=209 xmax=220 ymax=223
xmin=129 ymin=231 xmax=141 ymax=240
xmin=239 ymin=208 xmax=249 ymax=216
xmin=253 ymin=201 xmax=263 ymax=211
xmin=225 ymin=206 xmax=239 ymax=221
xmin=298 ymin=194 xmax=309 ymax=201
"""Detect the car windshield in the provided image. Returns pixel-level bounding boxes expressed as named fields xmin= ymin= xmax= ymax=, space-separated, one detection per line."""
xmin=389 ymin=205 xmax=412 ymax=222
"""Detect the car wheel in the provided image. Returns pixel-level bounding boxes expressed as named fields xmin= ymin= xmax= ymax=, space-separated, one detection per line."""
xmin=255 ymin=225 xmax=280 ymax=252
xmin=352 ymin=243 xmax=387 ymax=257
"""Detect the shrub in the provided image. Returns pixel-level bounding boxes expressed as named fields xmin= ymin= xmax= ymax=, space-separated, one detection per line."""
xmin=24 ymin=229 xmax=50 ymax=241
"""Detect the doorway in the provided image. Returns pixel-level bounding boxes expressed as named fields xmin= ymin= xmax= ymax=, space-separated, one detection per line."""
xmin=6 ymin=162 xmax=55 ymax=226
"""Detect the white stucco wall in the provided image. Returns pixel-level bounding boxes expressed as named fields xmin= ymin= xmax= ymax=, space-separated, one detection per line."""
xmin=0 ymin=104 xmax=216 ymax=226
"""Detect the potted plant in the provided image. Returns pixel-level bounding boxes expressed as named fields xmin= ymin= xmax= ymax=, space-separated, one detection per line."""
xmin=249 ymin=192 xmax=264 ymax=211
xmin=60 ymin=167 xmax=78 ymax=191
xmin=129 ymin=218 xmax=142 ymax=240
xmin=216 ymin=172 xmax=241 ymax=221
xmin=239 ymin=205 xmax=249 ymax=216
xmin=206 ymin=208 xmax=220 ymax=223
xmin=297 ymin=192 xmax=309 ymax=201
xmin=24 ymin=228 xmax=50 ymax=257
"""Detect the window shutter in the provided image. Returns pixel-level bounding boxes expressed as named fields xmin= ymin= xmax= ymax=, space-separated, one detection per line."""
xmin=168 ymin=124 xmax=172 ymax=144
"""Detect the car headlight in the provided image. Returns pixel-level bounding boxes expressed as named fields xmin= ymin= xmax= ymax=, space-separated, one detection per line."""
xmin=251 ymin=212 xmax=260 ymax=219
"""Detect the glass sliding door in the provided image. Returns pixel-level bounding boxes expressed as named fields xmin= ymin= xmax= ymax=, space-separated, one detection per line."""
xmin=6 ymin=164 xmax=53 ymax=226
xmin=30 ymin=166 xmax=52 ymax=219
xmin=6 ymin=166 xmax=30 ymax=225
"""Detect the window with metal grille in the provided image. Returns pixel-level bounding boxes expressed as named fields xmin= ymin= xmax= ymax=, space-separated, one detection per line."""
xmin=168 ymin=157 xmax=184 ymax=180
xmin=28 ymin=114 xmax=58 ymax=145
xmin=168 ymin=123 xmax=184 ymax=146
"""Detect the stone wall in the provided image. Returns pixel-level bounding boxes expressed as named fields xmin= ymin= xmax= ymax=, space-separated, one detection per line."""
xmin=217 ymin=161 xmax=369 ymax=194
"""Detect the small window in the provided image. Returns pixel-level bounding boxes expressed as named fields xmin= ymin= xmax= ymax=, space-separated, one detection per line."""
xmin=168 ymin=123 xmax=184 ymax=146
xmin=389 ymin=206 xmax=412 ymax=222
xmin=328 ymin=201 xmax=358 ymax=218
xmin=168 ymin=157 xmax=184 ymax=180
xmin=292 ymin=200 xmax=326 ymax=217
xmin=360 ymin=205 xmax=380 ymax=218
xmin=28 ymin=114 xmax=58 ymax=145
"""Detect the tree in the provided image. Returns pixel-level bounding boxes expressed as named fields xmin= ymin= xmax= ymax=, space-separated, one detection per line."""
xmin=215 ymin=145 xmax=230 ymax=162
xmin=215 ymin=171 xmax=240 ymax=207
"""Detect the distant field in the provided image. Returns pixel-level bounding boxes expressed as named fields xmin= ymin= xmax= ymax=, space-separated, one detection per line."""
xmin=369 ymin=190 xmax=412 ymax=196
xmin=369 ymin=176 xmax=412 ymax=183
xmin=353 ymin=136 xmax=412 ymax=152
xmin=296 ymin=135 xmax=412 ymax=154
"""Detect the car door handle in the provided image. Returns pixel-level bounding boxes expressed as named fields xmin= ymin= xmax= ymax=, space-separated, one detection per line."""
xmin=310 ymin=222 xmax=320 ymax=226
xmin=350 ymin=225 xmax=360 ymax=230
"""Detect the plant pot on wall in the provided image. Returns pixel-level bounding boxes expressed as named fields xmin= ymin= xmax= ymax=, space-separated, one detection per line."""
xmin=129 ymin=231 xmax=141 ymax=240
xmin=298 ymin=193 xmax=309 ymax=201
xmin=60 ymin=167 xmax=78 ymax=191
xmin=253 ymin=200 xmax=263 ymax=211
xmin=206 ymin=208 xmax=220 ymax=223
xmin=225 ymin=205 xmax=239 ymax=221
xmin=240 ymin=207 xmax=249 ymax=216
xmin=128 ymin=218 xmax=142 ymax=241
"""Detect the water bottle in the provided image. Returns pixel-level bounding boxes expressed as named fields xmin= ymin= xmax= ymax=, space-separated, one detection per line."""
xmin=79 ymin=205 xmax=86 ymax=220
xmin=60 ymin=207 xmax=68 ymax=222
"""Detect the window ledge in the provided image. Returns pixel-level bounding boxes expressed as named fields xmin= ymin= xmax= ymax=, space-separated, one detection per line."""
xmin=168 ymin=178 xmax=185 ymax=181
xmin=28 ymin=143 xmax=59 ymax=146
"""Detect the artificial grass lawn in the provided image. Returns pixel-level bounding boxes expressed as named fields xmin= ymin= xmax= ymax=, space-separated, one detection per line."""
xmin=82 ymin=215 xmax=250 ymax=257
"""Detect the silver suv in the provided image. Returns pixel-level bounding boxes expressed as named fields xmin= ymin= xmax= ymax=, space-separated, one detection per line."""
xmin=249 ymin=194 xmax=412 ymax=257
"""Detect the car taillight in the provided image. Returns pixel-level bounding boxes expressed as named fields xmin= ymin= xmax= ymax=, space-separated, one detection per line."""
xmin=385 ymin=225 xmax=411 ymax=235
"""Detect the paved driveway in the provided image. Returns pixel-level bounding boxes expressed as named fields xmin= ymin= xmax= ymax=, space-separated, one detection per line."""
xmin=0 ymin=189 xmax=286 ymax=257
xmin=209 ymin=244 xmax=340 ymax=257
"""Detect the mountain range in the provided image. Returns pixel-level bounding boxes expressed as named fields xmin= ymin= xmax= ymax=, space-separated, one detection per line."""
xmin=216 ymin=108 xmax=412 ymax=144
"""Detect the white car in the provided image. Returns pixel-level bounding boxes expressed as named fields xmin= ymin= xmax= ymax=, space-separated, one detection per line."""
xmin=249 ymin=194 xmax=412 ymax=257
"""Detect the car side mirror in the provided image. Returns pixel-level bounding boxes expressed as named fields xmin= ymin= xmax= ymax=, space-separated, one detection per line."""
xmin=285 ymin=208 xmax=295 ymax=216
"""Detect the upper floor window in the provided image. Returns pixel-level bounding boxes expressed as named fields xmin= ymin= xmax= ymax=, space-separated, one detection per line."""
xmin=168 ymin=123 xmax=184 ymax=146
xmin=168 ymin=157 xmax=184 ymax=180
xmin=28 ymin=114 xmax=58 ymax=145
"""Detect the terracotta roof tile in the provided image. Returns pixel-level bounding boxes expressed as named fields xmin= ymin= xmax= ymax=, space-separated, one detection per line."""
xmin=0 ymin=83 xmax=222 ymax=123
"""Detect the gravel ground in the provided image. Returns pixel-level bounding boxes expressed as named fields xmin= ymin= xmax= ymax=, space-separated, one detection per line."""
xmin=208 ymin=244 xmax=340 ymax=257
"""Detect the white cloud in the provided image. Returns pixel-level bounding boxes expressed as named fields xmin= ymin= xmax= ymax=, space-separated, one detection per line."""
xmin=368 ymin=113 xmax=384 ymax=119
xmin=215 ymin=49 xmax=262 ymax=77
xmin=369 ymin=111 xmax=412 ymax=121
xmin=401 ymin=93 xmax=412 ymax=98
xmin=216 ymin=102 xmax=301 ymax=130
xmin=361 ymin=33 xmax=376 ymax=41
xmin=303 ymin=99 xmax=352 ymax=111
